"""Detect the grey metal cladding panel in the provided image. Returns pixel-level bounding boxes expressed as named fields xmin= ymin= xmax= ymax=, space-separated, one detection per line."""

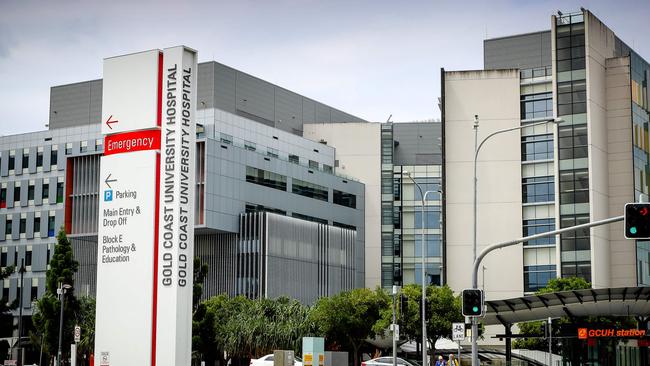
xmin=26 ymin=211 xmax=34 ymax=239
xmin=40 ymin=210 xmax=49 ymax=238
xmin=89 ymin=80 xmax=103 ymax=125
xmin=6 ymin=181 xmax=14 ymax=208
xmin=49 ymin=177 xmax=58 ymax=203
xmin=236 ymin=72 xmax=275 ymax=122
xmin=15 ymin=149 xmax=23 ymax=175
xmin=0 ymin=214 xmax=5 ymax=240
xmin=28 ymin=147 xmax=36 ymax=173
xmin=57 ymin=144 xmax=66 ymax=168
xmin=213 ymin=63 xmax=237 ymax=114
xmin=331 ymin=109 xmax=357 ymax=123
xmin=20 ymin=179 xmax=28 ymax=207
xmin=315 ymin=103 xmax=331 ymax=123
xmin=275 ymin=88 xmax=303 ymax=127
xmin=197 ymin=62 xmax=215 ymax=109
xmin=484 ymin=31 xmax=551 ymax=69
xmin=35 ymin=178 xmax=43 ymax=206
xmin=49 ymin=81 xmax=94 ymax=129
xmin=43 ymin=145 xmax=51 ymax=173
xmin=392 ymin=123 xmax=442 ymax=165
xmin=1 ymin=150 xmax=7 ymax=176
xmin=11 ymin=218 xmax=18 ymax=240
xmin=302 ymin=99 xmax=317 ymax=124
xmin=55 ymin=209 xmax=64 ymax=234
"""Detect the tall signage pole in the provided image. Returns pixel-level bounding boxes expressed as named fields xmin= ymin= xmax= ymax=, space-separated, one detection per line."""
xmin=94 ymin=46 xmax=196 ymax=366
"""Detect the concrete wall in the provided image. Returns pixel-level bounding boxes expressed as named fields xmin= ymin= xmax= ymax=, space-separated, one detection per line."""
xmin=443 ymin=70 xmax=524 ymax=299
xmin=605 ymin=56 xmax=636 ymax=286
xmin=303 ymin=123 xmax=382 ymax=289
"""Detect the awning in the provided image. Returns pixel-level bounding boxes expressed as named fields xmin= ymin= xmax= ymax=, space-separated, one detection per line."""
xmin=483 ymin=286 xmax=650 ymax=326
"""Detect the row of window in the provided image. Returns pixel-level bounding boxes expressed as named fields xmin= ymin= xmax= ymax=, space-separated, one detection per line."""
xmin=521 ymin=92 xmax=553 ymax=120
xmin=523 ymin=218 xmax=556 ymax=246
xmin=0 ymin=182 xmax=64 ymax=208
xmin=221 ymin=133 xmax=333 ymax=173
xmin=4 ymin=214 xmax=57 ymax=237
xmin=522 ymin=176 xmax=554 ymax=203
xmin=520 ymin=66 xmax=552 ymax=80
xmin=2 ymin=140 xmax=103 ymax=176
xmin=244 ymin=202 xmax=357 ymax=231
xmin=522 ymin=134 xmax=553 ymax=161
xmin=245 ymin=166 xmax=357 ymax=208
xmin=524 ymin=264 xmax=556 ymax=292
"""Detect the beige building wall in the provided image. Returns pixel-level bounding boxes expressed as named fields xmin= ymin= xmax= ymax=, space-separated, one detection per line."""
xmin=443 ymin=70 xmax=524 ymax=300
xmin=605 ymin=56 xmax=636 ymax=286
xmin=303 ymin=123 xmax=383 ymax=289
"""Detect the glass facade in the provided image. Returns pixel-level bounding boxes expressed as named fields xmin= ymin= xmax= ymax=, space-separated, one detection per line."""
xmin=555 ymin=14 xmax=591 ymax=282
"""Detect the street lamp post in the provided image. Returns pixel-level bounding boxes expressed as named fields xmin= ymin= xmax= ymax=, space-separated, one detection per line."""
xmin=57 ymin=283 xmax=72 ymax=366
xmin=471 ymin=116 xmax=561 ymax=365
xmin=403 ymin=171 xmax=438 ymax=366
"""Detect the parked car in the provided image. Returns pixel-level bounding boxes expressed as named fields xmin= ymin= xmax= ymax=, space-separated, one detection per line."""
xmin=362 ymin=357 xmax=418 ymax=366
xmin=250 ymin=354 xmax=303 ymax=366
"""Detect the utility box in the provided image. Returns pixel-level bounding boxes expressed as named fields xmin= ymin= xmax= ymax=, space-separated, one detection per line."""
xmin=274 ymin=350 xmax=295 ymax=366
xmin=324 ymin=351 xmax=348 ymax=366
xmin=302 ymin=337 xmax=325 ymax=366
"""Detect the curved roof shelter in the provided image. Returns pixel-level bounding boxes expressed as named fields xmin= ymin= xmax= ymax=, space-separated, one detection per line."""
xmin=483 ymin=286 xmax=650 ymax=326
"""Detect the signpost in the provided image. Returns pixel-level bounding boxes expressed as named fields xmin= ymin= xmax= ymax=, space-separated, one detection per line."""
xmin=452 ymin=323 xmax=465 ymax=364
xmin=94 ymin=46 xmax=197 ymax=366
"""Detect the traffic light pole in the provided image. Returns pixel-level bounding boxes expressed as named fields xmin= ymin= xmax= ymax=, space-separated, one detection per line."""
xmin=469 ymin=215 xmax=624 ymax=365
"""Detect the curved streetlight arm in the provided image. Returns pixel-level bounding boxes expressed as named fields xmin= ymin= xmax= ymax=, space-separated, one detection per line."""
xmin=474 ymin=119 xmax=560 ymax=163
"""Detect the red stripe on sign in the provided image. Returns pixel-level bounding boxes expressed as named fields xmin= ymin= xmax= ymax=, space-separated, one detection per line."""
xmin=152 ymin=152 xmax=160 ymax=366
xmin=157 ymin=52 xmax=163 ymax=127
xmin=103 ymin=129 xmax=161 ymax=156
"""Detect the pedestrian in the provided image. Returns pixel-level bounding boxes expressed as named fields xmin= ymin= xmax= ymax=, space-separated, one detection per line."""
xmin=448 ymin=354 xmax=459 ymax=366
xmin=434 ymin=355 xmax=446 ymax=366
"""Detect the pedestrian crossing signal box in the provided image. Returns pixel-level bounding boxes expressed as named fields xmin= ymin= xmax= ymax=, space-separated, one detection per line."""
xmin=624 ymin=203 xmax=650 ymax=239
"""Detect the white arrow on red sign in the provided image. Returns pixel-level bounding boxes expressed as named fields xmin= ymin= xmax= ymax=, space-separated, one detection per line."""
xmin=105 ymin=115 xmax=119 ymax=129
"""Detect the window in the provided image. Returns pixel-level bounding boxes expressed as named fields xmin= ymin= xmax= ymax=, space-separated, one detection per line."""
xmin=56 ymin=182 xmax=64 ymax=203
xmin=14 ymin=186 xmax=20 ymax=202
xmin=523 ymin=219 xmax=556 ymax=246
xmin=522 ymin=176 xmax=555 ymax=203
xmin=25 ymin=250 xmax=32 ymax=266
xmin=19 ymin=218 xmax=26 ymax=234
xmin=266 ymin=148 xmax=279 ymax=158
xmin=289 ymin=154 xmax=299 ymax=164
xmin=559 ymin=169 xmax=589 ymax=204
xmin=42 ymin=183 xmax=49 ymax=199
xmin=291 ymin=212 xmax=327 ymax=225
xmin=323 ymin=164 xmax=333 ymax=174
xmin=332 ymin=222 xmax=356 ymax=231
xmin=80 ymin=140 xmax=88 ymax=153
xmin=220 ymin=133 xmax=233 ymax=145
xmin=521 ymin=134 xmax=554 ymax=161
xmin=36 ymin=151 xmax=43 ymax=167
xmin=561 ymin=261 xmax=591 ymax=282
xmin=245 ymin=203 xmax=286 ymax=216
xmin=524 ymin=265 xmax=556 ymax=292
xmin=414 ymin=234 xmax=442 ymax=257
xmin=521 ymin=92 xmax=553 ymax=120
xmin=557 ymin=80 xmax=587 ymax=117
xmin=560 ymin=214 xmax=590 ymax=252
xmin=333 ymin=190 xmax=356 ymax=209
xmin=31 ymin=285 xmax=38 ymax=301
xmin=22 ymin=150 xmax=29 ymax=170
xmin=0 ymin=252 xmax=6 ymax=267
xmin=1 ymin=287 xmax=8 ymax=303
xmin=308 ymin=160 xmax=319 ymax=169
xmin=244 ymin=140 xmax=256 ymax=152
xmin=292 ymin=179 xmax=328 ymax=202
xmin=5 ymin=218 xmax=12 ymax=235
xmin=558 ymin=125 xmax=588 ymax=160
xmin=8 ymin=154 xmax=14 ymax=171
xmin=50 ymin=149 xmax=58 ymax=166
xmin=65 ymin=143 xmax=72 ymax=155
xmin=382 ymin=264 xmax=394 ymax=287
xmin=48 ymin=215 xmax=56 ymax=237
xmin=414 ymin=263 xmax=440 ymax=286
xmin=414 ymin=207 xmax=441 ymax=229
xmin=96 ymin=139 xmax=103 ymax=151
xmin=382 ymin=204 xmax=394 ymax=225
xmin=0 ymin=188 xmax=5 ymax=208
xmin=413 ymin=178 xmax=440 ymax=201
xmin=245 ymin=166 xmax=287 ymax=191
xmin=34 ymin=216 xmax=41 ymax=233
xmin=28 ymin=184 xmax=34 ymax=200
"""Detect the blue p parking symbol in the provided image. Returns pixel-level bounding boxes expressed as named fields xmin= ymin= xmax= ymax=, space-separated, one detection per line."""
xmin=104 ymin=190 xmax=113 ymax=202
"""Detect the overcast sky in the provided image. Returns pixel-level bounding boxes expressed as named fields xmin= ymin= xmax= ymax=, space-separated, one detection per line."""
xmin=1 ymin=0 xmax=649 ymax=135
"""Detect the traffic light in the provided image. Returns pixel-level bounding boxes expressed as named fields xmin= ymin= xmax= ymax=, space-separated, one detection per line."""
xmin=462 ymin=289 xmax=484 ymax=317
xmin=399 ymin=294 xmax=408 ymax=323
xmin=624 ymin=203 xmax=650 ymax=239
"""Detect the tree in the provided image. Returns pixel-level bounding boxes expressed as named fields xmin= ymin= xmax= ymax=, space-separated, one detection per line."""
xmin=310 ymin=288 xmax=389 ymax=366
xmin=193 ymin=257 xmax=209 ymax=312
xmin=382 ymin=284 xmax=463 ymax=362
xmin=75 ymin=297 xmax=96 ymax=357
xmin=0 ymin=265 xmax=15 ymax=362
xmin=32 ymin=228 xmax=80 ymax=361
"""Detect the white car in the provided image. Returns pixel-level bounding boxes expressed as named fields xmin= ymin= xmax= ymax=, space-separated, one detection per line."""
xmin=250 ymin=354 xmax=303 ymax=366
xmin=362 ymin=357 xmax=418 ymax=366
